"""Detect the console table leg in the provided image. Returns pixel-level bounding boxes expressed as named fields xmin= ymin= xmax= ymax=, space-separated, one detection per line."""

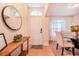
xmin=21 ymin=44 xmax=23 ymax=52
xmin=27 ymin=39 xmax=29 ymax=54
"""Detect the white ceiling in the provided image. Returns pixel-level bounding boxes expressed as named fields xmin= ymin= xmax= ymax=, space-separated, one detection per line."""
xmin=26 ymin=3 xmax=79 ymax=16
xmin=47 ymin=3 xmax=79 ymax=16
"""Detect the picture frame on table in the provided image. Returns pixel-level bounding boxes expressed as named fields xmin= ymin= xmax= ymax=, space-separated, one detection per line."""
xmin=0 ymin=33 xmax=7 ymax=52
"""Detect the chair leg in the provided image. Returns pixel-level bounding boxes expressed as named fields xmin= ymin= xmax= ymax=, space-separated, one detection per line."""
xmin=56 ymin=43 xmax=58 ymax=50
xmin=72 ymin=48 xmax=75 ymax=56
xmin=61 ymin=48 xmax=64 ymax=56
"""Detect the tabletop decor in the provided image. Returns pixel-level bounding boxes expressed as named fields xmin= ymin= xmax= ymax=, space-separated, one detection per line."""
xmin=71 ymin=25 xmax=79 ymax=39
xmin=13 ymin=34 xmax=22 ymax=42
xmin=0 ymin=33 xmax=7 ymax=52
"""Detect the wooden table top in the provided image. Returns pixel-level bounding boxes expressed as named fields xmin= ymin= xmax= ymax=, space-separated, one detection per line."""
xmin=0 ymin=36 xmax=30 ymax=56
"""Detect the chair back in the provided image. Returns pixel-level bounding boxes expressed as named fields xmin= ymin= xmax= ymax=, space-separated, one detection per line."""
xmin=56 ymin=32 xmax=64 ymax=47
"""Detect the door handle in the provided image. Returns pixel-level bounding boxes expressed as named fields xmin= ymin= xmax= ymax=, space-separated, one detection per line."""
xmin=40 ymin=28 xmax=42 ymax=33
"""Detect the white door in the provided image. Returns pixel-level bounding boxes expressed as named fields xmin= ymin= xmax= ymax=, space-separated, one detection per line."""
xmin=30 ymin=17 xmax=43 ymax=45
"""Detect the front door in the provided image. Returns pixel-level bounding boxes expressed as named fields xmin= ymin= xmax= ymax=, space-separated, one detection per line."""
xmin=30 ymin=17 xmax=43 ymax=45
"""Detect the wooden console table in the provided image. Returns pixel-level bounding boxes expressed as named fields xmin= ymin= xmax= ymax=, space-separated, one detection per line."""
xmin=0 ymin=36 xmax=30 ymax=56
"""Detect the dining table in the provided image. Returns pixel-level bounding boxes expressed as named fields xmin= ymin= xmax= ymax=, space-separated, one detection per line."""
xmin=64 ymin=35 xmax=79 ymax=49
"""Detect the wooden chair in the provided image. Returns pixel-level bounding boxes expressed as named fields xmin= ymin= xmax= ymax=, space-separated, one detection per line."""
xmin=56 ymin=32 xmax=75 ymax=56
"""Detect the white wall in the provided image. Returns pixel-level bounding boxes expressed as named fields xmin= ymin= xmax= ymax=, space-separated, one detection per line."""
xmin=73 ymin=15 xmax=79 ymax=24
xmin=42 ymin=17 xmax=50 ymax=46
xmin=0 ymin=4 xmax=28 ymax=55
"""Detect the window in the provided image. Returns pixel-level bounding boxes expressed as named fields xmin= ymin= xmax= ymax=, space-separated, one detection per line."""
xmin=29 ymin=8 xmax=43 ymax=16
xmin=49 ymin=19 xmax=66 ymax=40
xmin=53 ymin=20 xmax=66 ymax=32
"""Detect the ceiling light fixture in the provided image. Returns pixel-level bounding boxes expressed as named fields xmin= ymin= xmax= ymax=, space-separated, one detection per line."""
xmin=72 ymin=4 xmax=79 ymax=8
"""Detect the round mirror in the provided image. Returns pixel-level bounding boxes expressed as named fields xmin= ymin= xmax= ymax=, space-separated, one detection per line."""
xmin=2 ymin=6 xmax=22 ymax=31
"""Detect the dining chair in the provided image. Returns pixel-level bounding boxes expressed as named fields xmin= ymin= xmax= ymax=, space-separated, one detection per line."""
xmin=56 ymin=32 xmax=75 ymax=56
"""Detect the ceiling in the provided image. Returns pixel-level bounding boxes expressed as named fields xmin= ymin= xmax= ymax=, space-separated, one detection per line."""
xmin=47 ymin=3 xmax=79 ymax=16
xmin=26 ymin=3 xmax=79 ymax=17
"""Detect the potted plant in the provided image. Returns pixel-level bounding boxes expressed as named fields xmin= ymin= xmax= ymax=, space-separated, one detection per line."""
xmin=13 ymin=34 xmax=22 ymax=42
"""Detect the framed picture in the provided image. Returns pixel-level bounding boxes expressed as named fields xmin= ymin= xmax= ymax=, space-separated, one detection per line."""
xmin=0 ymin=33 xmax=7 ymax=52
